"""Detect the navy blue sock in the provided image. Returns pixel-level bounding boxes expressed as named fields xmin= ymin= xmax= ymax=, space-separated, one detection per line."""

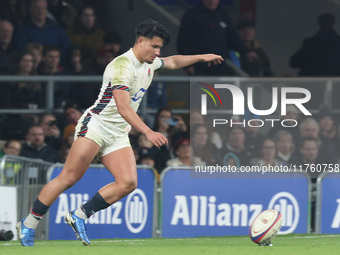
xmin=81 ymin=192 xmax=110 ymax=218
xmin=31 ymin=199 xmax=50 ymax=220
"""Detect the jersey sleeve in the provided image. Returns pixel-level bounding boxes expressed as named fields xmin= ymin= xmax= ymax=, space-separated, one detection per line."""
xmin=153 ymin=57 xmax=164 ymax=71
xmin=110 ymin=56 xmax=134 ymax=91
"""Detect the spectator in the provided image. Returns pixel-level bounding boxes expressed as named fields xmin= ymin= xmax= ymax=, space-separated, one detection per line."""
xmin=152 ymin=108 xmax=188 ymax=151
xmin=274 ymin=130 xmax=296 ymax=164
xmin=0 ymin=0 xmax=26 ymax=27
xmin=64 ymin=46 xmax=101 ymax=109
xmin=12 ymin=0 xmax=71 ymax=63
xmin=0 ymin=139 xmax=21 ymax=158
xmin=7 ymin=51 xmax=43 ymax=109
xmin=317 ymin=106 xmax=338 ymax=141
xmin=250 ymin=138 xmax=284 ymax=167
xmin=190 ymin=109 xmax=222 ymax=149
xmin=89 ymin=48 xmax=115 ymax=75
xmin=20 ymin=125 xmax=61 ymax=163
xmin=177 ymin=0 xmax=257 ymax=76
xmin=191 ymin=123 xmax=220 ymax=165
xmin=137 ymin=154 xmax=156 ymax=169
xmin=316 ymin=106 xmax=339 ymax=161
xmin=220 ymin=126 xmax=253 ymax=166
xmin=153 ymin=107 xmax=181 ymax=144
xmin=166 ymin=138 xmax=205 ymax=167
xmin=25 ymin=43 xmax=43 ymax=71
xmin=66 ymin=5 xmax=106 ymax=71
xmin=59 ymin=131 xmax=74 ymax=162
xmin=137 ymin=133 xmax=153 ymax=152
xmin=0 ymin=139 xmax=22 ymax=184
xmin=62 ymin=102 xmax=83 ymax=141
xmin=38 ymin=45 xmax=71 ymax=108
xmin=295 ymin=137 xmax=323 ymax=179
xmin=290 ymin=13 xmax=340 ymax=76
xmin=268 ymin=105 xmax=300 ymax=141
xmin=1 ymin=113 xmax=39 ymax=140
xmin=129 ymin=114 xmax=144 ymax=151
xmin=223 ymin=153 xmax=240 ymax=168
xmin=147 ymin=80 xmax=168 ymax=113
xmin=65 ymin=46 xmax=85 ymax=75
xmin=137 ymin=132 xmax=170 ymax=173
xmin=170 ymin=114 xmax=189 ymax=144
xmin=299 ymin=117 xmax=338 ymax=164
xmin=290 ymin=13 xmax=340 ymax=108
xmin=103 ymin=31 xmax=123 ymax=57
xmin=237 ymin=20 xmax=274 ymax=76
xmin=0 ymin=19 xmax=15 ymax=74
xmin=243 ymin=111 xmax=265 ymax=153
xmin=299 ymin=117 xmax=319 ymax=140
xmin=47 ymin=0 xmax=77 ymax=29
xmin=144 ymin=75 xmax=169 ymax=128
xmin=38 ymin=113 xmax=62 ymax=150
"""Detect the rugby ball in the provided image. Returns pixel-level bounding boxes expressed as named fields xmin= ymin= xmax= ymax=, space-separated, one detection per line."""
xmin=249 ymin=209 xmax=282 ymax=245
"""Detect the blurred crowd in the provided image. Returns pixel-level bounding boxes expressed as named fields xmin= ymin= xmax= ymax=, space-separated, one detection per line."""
xmin=1 ymin=103 xmax=340 ymax=183
xmin=0 ymin=0 xmax=123 ymax=110
xmin=1 ymin=0 xmax=340 ymax=182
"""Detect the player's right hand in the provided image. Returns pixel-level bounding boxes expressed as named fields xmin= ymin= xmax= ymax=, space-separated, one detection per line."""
xmin=145 ymin=130 xmax=168 ymax=149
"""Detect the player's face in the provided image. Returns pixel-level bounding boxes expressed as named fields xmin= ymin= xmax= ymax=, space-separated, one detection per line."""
xmin=140 ymin=36 xmax=163 ymax=64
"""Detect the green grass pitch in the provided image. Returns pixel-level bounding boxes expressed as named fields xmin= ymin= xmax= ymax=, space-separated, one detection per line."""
xmin=1 ymin=234 xmax=340 ymax=255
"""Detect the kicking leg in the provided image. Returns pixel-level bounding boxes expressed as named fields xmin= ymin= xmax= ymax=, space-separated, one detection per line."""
xmin=18 ymin=138 xmax=100 ymax=246
xmin=75 ymin=147 xmax=137 ymax=219
xmin=66 ymin=147 xmax=136 ymax=246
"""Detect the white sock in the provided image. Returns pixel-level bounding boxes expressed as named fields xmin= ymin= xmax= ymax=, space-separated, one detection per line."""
xmin=74 ymin=208 xmax=88 ymax=220
xmin=23 ymin=214 xmax=40 ymax=229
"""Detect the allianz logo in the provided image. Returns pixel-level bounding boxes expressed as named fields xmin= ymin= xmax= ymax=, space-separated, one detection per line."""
xmin=331 ymin=199 xmax=340 ymax=228
xmin=55 ymin=189 xmax=148 ymax=233
xmin=170 ymin=192 xmax=299 ymax=234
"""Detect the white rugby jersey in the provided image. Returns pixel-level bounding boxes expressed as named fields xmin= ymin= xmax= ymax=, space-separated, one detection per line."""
xmin=88 ymin=49 xmax=163 ymax=133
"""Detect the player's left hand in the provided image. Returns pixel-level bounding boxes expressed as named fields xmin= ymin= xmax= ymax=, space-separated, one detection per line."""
xmin=200 ymin=54 xmax=224 ymax=67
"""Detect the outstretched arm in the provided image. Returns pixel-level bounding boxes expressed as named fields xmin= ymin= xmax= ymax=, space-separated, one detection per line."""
xmin=161 ymin=54 xmax=224 ymax=70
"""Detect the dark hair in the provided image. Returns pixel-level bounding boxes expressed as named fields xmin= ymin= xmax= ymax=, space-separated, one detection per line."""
xmin=191 ymin=123 xmax=208 ymax=136
xmin=299 ymin=136 xmax=318 ymax=149
xmin=73 ymin=5 xmax=99 ymax=32
xmin=318 ymin=13 xmax=335 ymax=30
xmin=153 ymin=106 xmax=173 ymax=131
xmin=63 ymin=101 xmax=82 ymax=113
xmin=42 ymin=45 xmax=60 ymax=56
xmin=104 ymin=31 xmax=122 ymax=45
xmin=4 ymin=139 xmax=20 ymax=149
xmin=11 ymin=50 xmax=35 ymax=74
xmin=135 ymin=19 xmax=170 ymax=46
